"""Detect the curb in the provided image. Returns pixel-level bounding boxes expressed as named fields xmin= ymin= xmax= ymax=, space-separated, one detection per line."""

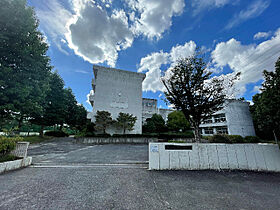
xmin=0 ymin=157 xmax=32 ymax=174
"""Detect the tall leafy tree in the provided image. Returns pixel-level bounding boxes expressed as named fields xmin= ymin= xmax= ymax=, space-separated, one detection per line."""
xmin=30 ymin=71 xmax=65 ymax=135
xmin=116 ymin=113 xmax=137 ymax=134
xmin=94 ymin=111 xmax=113 ymax=134
xmin=162 ymin=50 xmax=239 ymax=142
xmin=167 ymin=111 xmax=190 ymax=132
xmin=0 ymin=0 xmax=51 ymax=127
xmin=251 ymin=57 xmax=280 ymax=141
xmin=64 ymin=88 xmax=87 ymax=131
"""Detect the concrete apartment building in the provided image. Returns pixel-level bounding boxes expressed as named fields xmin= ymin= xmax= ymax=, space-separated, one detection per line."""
xmin=88 ymin=65 xmax=145 ymax=134
xmin=199 ymin=100 xmax=256 ymax=137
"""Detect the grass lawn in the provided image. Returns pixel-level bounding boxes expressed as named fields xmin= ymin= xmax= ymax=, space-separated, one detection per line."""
xmin=22 ymin=136 xmax=53 ymax=144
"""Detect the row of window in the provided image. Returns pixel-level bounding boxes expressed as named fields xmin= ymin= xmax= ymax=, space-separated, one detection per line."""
xmin=202 ymin=114 xmax=226 ymax=124
xmin=142 ymin=102 xmax=156 ymax=107
xmin=202 ymin=126 xmax=228 ymax=135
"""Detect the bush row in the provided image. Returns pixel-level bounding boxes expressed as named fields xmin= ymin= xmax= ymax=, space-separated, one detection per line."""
xmin=76 ymin=132 xmax=194 ymax=139
xmin=0 ymin=136 xmax=23 ymax=156
xmin=207 ymin=134 xmax=261 ymax=144
xmin=44 ymin=130 xmax=69 ymax=137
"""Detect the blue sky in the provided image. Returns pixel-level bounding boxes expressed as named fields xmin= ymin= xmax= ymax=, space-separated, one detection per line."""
xmin=27 ymin=0 xmax=280 ymax=111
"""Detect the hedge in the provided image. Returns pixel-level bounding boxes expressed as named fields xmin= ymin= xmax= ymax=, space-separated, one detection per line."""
xmin=45 ymin=130 xmax=69 ymax=137
xmin=209 ymin=134 xmax=262 ymax=144
xmin=0 ymin=136 xmax=23 ymax=156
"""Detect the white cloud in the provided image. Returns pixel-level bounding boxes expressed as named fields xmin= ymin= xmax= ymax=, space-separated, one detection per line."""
xmin=191 ymin=0 xmax=231 ymax=15
xmin=86 ymin=90 xmax=94 ymax=105
xmin=66 ymin=1 xmax=133 ymax=67
xmin=252 ymin=85 xmax=261 ymax=93
xmin=254 ymin=31 xmax=271 ymax=40
xmin=211 ymin=28 xmax=280 ymax=95
xmin=126 ymin=0 xmax=185 ymax=39
xmin=138 ymin=41 xmax=197 ymax=92
xmin=75 ymin=70 xmax=90 ymax=74
xmin=225 ymin=0 xmax=270 ymax=29
xmin=34 ymin=0 xmax=72 ymax=54
xmin=34 ymin=0 xmax=186 ymax=67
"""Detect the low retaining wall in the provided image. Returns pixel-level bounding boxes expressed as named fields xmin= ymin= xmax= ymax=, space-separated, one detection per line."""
xmin=76 ymin=137 xmax=158 ymax=144
xmin=11 ymin=142 xmax=30 ymax=158
xmin=75 ymin=137 xmax=198 ymax=144
xmin=149 ymin=143 xmax=280 ymax=172
xmin=0 ymin=157 xmax=32 ymax=174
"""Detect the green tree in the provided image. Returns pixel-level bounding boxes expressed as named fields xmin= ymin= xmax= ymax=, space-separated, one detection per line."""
xmin=143 ymin=114 xmax=166 ymax=133
xmin=251 ymin=57 xmax=280 ymax=141
xmin=63 ymin=88 xmax=87 ymax=132
xmin=72 ymin=104 xmax=88 ymax=132
xmin=167 ymin=111 xmax=190 ymax=132
xmin=162 ymin=50 xmax=239 ymax=142
xmin=94 ymin=111 xmax=113 ymax=134
xmin=30 ymin=71 xmax=65 ymax=136
xmin=116 ymin=113 xmax=137 ymax=134
xmin=0 ymin=0 xmax=51 ymax=127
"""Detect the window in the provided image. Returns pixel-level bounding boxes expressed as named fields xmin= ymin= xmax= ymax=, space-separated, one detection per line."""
xmin=204 ymin=127 xmax=214 ymax=134
xmin=203 ymin=117 xmax=212 ymax=124
xmin=214 ymin=114 xmax=226 ymax=123
xmin=216 ymin=126 xmax=228 ymax=134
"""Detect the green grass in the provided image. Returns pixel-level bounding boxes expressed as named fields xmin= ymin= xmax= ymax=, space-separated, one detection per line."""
xmin=22 ymin=135 xmax=52 ymax=144
xmin=0 ymin=154 xmax=21 ymax=163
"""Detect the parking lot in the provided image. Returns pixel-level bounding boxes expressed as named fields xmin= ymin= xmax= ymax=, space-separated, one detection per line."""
xmin=0 ymin=138 xmax=279 ymax=209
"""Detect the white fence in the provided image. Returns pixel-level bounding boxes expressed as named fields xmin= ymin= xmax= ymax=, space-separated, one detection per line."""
xmin=149 ymin=143 xmax=280 ymax=172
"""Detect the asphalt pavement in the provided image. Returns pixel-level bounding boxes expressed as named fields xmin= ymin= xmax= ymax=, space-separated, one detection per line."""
xmin=0 ymin=137 xmax=279 ymax=210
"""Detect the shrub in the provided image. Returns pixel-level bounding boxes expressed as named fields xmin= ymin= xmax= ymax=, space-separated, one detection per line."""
xmin=209 ymin=134 xmax=248 ymax=143
xmin=209 ymin=135 xmax=231 ymax=143
xmin=244 ymin=136 xmax=261 ymax=143
xmin=95 ymin=133 xmax=111 ymax=137
xmin=158 ymin=132 xmax=194 ymax=140
xmin=226 ymin=135 xmax=244 ymax=143
xmin=0 ymin=136 xmax=23 ymax=156
xmin=0 ymin=154 xmax=19 ymax=163
xmin=168 ymin=140 xmax=186 ymax=143
xmin=45 ymin=130 xmax=69 ymax=137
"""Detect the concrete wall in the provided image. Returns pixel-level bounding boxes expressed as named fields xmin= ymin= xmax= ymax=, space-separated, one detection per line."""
xmin=149 ymin=143 xmax=280 ymax=172
xmin=225 ymin=100 xmax=256 ymax=136
xmin=90 ymin=65 xmax=145 ymax=134
xmin=11 ymin=142 xmax=30 ymax=158
xmin=76 ymin=137 xmax=158 ymax=144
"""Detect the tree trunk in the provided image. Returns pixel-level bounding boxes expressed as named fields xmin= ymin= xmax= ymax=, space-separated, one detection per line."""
xmin=39 ymin=125 xmax=44 ymax=137
xmin=18 ymin=116 xmax=23 ymax=129
xmin=193 ymin=124 xmax=201 ymax=143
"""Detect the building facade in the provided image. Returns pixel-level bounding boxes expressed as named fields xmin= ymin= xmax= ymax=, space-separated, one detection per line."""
xmin=142 ymin=98 xmax=173 ymax=124
xmin=88 ymin=65 xmax=145 ymax=134
xmin=199 ymin=100 xmax=256 ymax=137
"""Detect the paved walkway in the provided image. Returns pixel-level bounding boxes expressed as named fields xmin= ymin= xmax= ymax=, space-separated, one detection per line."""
xmin=0 ymin=138 xmax=280 ymax=209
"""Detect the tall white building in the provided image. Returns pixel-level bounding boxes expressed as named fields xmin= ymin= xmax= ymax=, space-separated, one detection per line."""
xmin=199 ymin=100 xmax=256 ymax=137
xmin=88 ymin=65 xmax=145 ymax=134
